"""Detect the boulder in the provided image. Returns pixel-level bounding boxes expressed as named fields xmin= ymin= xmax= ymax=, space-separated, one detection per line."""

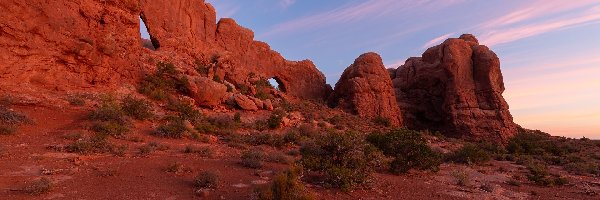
xmin=264 ymin=99 xmax=274 ymax=111
xmin=392 ymin=34 xmax=516 ymax=142
xmin=234 ymin=94 xmax=258 ymax=111
xmin=329 ymin=52 xmax=402 ymax=126
xmin=188 ymin=77 xmax=227 ymax=107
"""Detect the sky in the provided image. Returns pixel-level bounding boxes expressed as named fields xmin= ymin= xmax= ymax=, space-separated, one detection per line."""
xmin=141 ymin=0 xmax=600 ymax=139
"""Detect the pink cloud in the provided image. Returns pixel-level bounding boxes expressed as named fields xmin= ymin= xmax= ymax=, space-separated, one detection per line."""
xmin=262 ymin=0 xmax=464 ymax=37
xmin=422 ymin=33 xmax=453 ymax=49
xmin=480 ymin=12 xmax=600 ymax=46
xmin=476 ymin=0 xmax=600 ymax=46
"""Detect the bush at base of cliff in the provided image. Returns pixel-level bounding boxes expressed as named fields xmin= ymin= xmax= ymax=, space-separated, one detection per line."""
xmin=367 ymin=129 xmax=442 ymax=174
xmin=300 ymin=131 xmax=384 ymax=190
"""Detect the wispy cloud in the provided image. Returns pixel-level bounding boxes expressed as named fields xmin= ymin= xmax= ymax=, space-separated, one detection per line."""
xmin=475 ymin=0 xmax=600 ymax=46
xmin=279 ymin=0 xmax=296 ymax=9
xmin=206 ymin=0 xmax=240 ymax=19
xmin=385 ymin=59 xmax=405 ymax=69
xmin=422 ymin=33 xmax=453 ymax=49
xmin=262 ymin=0 xmax=464 ymax=37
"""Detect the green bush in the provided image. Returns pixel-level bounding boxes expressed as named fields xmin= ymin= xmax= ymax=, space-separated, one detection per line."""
xmin=91 ymin=121 xmax=129 ymax=137
xmin=367 ymin=129 xmax=442 ymax=174
xmin=88 ymin=101 xmax=126 ymax=123
xmin=67 ymin=96 xmax=86 ymax=106
xmin=194 ymin=171 xmax=219 ymax=189
xmin=153 ymin=116 xmax=188 ymax=138
xmin=247 ymin=133 xmax=285 ymax=148
xmin=449 ymin=143 xmax=492 ymax=165
xmin=138 ymin=62 xmax=191 ymax=100
xmin=24 ymin=178 xmax=52 ymax=195
xmin=300 ymin=131 xmax=383 ymax=190
xmin=267 ymin=110 xmax=286 ymax=130
xmin=526 ymin=163 xmax=568 ymax=186
xmin=256 ymin=166 xmax=314 ymax=200
xmin=0 ymin=125 xmax=16 ymax=135
xmin=241 ymin=149 xmax=266 ymax=169
xmin=166 ymin=98 xmax=201 ymax=121
xmin=121 ymin=95 xmax=153 ymax=120
xmin=372 ymin=116 xmax=391 ymax=127
xmin=0 ymin=107 xmax=29 ymax=124
xmin=65 ymin=134 xmax=114 ymax=154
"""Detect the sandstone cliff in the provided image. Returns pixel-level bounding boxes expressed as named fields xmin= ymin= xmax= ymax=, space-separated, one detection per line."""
xmin=0 ymin=0 xmax=331 ymax=100
xmin=391 ymin=34 xmax=517 ymax=141
xmin=329 ymin=53 xmax=402 ymax=126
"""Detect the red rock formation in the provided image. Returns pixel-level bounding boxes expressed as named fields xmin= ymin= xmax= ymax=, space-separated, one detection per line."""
xmin=0 ymin=0 xmax=143 ymax=89
xmin=392 ymin=34 xmax=516 ymax=142
xmin=0 ymin=0 xmax=331 ymax=101
xmin=188 ymin=77 xmax=227 ymax=107
xmin=329 ymin=52 xmax=402 ymax=126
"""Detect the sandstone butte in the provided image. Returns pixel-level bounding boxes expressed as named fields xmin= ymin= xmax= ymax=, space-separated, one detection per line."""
xmin=0 ymin=1 xmax=516 ymax=141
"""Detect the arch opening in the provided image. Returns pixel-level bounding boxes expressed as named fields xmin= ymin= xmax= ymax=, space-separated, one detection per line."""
xmin=268 ymin=77 xmax=286 ymax=93
xmin=139 ymin=15 xmax=159 ymax=50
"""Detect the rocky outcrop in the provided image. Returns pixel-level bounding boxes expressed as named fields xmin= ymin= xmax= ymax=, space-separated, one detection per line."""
xmin=391 ymin=34 xmax=516 ymax=142
xmin=0 ymin=0 xmax=143 ymax=89
xmin=213 ymin=18 xmax=331 ymax=100
xmin=329 ymin=53 xmax=402 ymax=126
xmin=233 ymin=94 xmax=259 ymax=111
xmin=0 ymin=0 xmax=330 ymax=101
xmin=139 ymin=0 xmax=216 ymax=54
xmin=188 ymin=77 xmax=227 ymax=107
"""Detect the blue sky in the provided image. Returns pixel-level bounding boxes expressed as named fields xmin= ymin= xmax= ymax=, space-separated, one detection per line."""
xmin=141 ymin=0 xmax=600 ymax=138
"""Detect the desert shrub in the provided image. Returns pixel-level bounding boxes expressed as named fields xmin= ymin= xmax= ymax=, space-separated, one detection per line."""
xmin=234 ymin=112 xmax=242 ymax=123
xmin=65 ymin=134 xmax=114 ymax=154
xmin=138 ymin=62 xmax=191 ymax=100
xmin=183 ymin=145 xmax=215 ymax=158
xmin=451 ymin=170 xmax=470 ymax=186
xmin=526 ymin=163 xmax=568 ymax=186
xmin=24 ymin=177 xmax=52 ymax=195
xmin=91 ymin=121 xmax=129 ymax=137
xmin=166 ymin=98 xmax=201 ymax=121
xmin=153 ymin=116 xmax=188 ymax=138
xmin=195 ymin=60 xmax=210 ymax=77
xmin=300 ymin=131 xmax=383 ymax=190
xmin=255 ymin=90 xmax=270 ymax=100
xmin=194 ymin=171 xmax=219 ymax=189
xmin=88 ymin=100 xmax=126 ymax=123
xmin=0 ymin=107 xmax=29 ymax=125
xmin=449 ymin=143 xmax=492 ymax=165
xmin=267 ymin=152 xmax=292 ymax=164
xmin=121 ymin=95 xmax=153 ymax=120
xmin=67 ymin=96 xmax=86 ymax=106
xmin=267 ymin=109 xmax=286 ymax=129
xmin=564 ymin=161 xmax=600 ymax=175
xmin=256 ymin=166 xmax=314 ymax=200
xmin=241 ymin=149 xmax=266 ymax=169
xmin=283 ymin=130 xmax=302 ymax=145
xmin=194 ymin=115 xmax=238 ymax=135
xmin=247 ymin=133 xmax=285 ymax=148
xmin=0 ymin=125 xmax=16 ymax=135
xmin=372 ymin=116 xmax=391 ymax=127
xmin=367 ymin=129 xmax=442 ymax=174
xmin=138 ymin=141 xmax=170 ymax=156
xmin=164 ymin=162 xmax=184 ymax=173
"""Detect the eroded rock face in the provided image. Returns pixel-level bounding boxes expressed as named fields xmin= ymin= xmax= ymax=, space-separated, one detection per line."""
xmin=0 ymin=0 xmax=330 ymax=101
xmin=392 ymin=34 xmax=516 ymax=142
xmin=214 ymin=18 xmax=331 ymax=100
xmin=329 ymin=52 xmax=402 ymax=126
xmin=0 ymin=0 xmax=143 ymax=89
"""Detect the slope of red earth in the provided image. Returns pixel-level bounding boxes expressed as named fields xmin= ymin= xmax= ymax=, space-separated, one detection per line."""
xmin=1 ymin=96 xmax=598 ymax=200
